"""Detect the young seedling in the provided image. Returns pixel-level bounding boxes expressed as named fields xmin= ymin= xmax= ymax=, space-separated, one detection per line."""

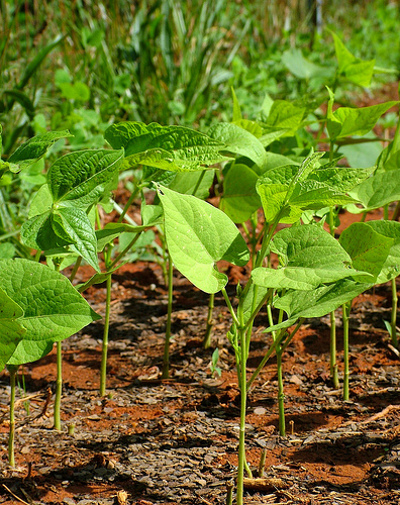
xmin=0 ymin=259 xmax=99 ymax=465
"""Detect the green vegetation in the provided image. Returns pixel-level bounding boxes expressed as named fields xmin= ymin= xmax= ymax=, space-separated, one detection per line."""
xmin=1 ymin=1 xmax=400 ymax=502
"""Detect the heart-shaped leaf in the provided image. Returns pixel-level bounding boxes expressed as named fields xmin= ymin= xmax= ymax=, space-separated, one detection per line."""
xmin=157 ymin=185 xmax=249 ymax=294
xmin=0 ymin=259 xmax=100 ymax=365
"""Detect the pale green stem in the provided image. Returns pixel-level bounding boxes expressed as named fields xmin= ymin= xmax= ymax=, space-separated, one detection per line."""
xmin=8 ymin=365 xmax=17 ymax=467
xmin=247 ymin=320 xmax=303 ymax=391
xmin=276 ymin=342 xmax=285 ymax=436
xmin=109 ymin=232 xmax=140 ymax=270
xmin=203 ymin=292 xmax=215 ymax=349
xmin=221 ymin=287 xmax=240 ymax=327
xmin=116 ymin=186 xmax=140 ymax=223
xmin=162 ymin=252 xmax=174 ymax=379
xmin=330 ymin=311 xmax=339 ymax=389
xmin=342 ymin=302 xmax=351 ymax=401
xmin=53 ymin=262 xmax=62 ymax=430
xmin=236 ymin=326 xmax=247 ymax=505
xmin=54 ymin=341 xmax=62 ymax=430
xmin=100 ymin=273 xmax=112 ymax=396
xmin=391 ymin=278 xmax=398 ymax=347
xmin=384 ymin=204 xmax=389 ymax=220
xmin=69 ymin=256 xmax=82 ymax=282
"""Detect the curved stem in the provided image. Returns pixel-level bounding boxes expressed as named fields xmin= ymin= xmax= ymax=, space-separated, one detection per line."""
xmin=330 ymin=311 xmax=339 ymax=389
xmin=236 ymin=326 xmax=247 ymax=505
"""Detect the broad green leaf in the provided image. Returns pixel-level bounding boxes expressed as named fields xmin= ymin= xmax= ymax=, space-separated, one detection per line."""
xmin=233 ymin=119 xmax=264 ymax=138
xmin=265 ymin=100 xmax=306 ymax=136
xmin=52 ymin=207 xmax=99 ymax=271
xmin=339 ymin=222 xmax=393 ymax=282
xmin=0 ymin=259 xmax=100 ymax=365
xmin=28 ymin=184 xmax=53 ymax=218
xmin=8 ymin=130 xmax=73 ymax=172
xmin=48 ymin=149 xmax=124 ymax=206
xmin=282 ymin=48 xmax=331 ymax=80
xmin=332 ymin=31 xmax=375 ymax=87
xmin=252 ymin=225 xmax=368 ymax=290
xmin=256 ymin=153 xmax=354 ymax=223
xmin=364 ymin=220 xmax=400 ymax=283
xmin=348 ymin=169 xmax=400 ymax=211
xmin=338 ymin=134 xmax=383 ymax=169
xmin=309 ymin=166 xmax=375 ymax=192
xmin=220 ymin=163 xmax=261 ymax=223
xmin=269 ymin=279 xmax=372 ymax=331
xmin=166 ymin=170 xmax=215 ymax=199
xmin=0 ymin=288 xmax=26 ymax=371
xmin=157 ymin=185 xmax=250 ymax=294
xmin=327 ymin=101 xmax=398 ymax=140
xmin=58 ymin=81 xmax=90 ymax=102
xmin=0 ymin=243 xmax=16 ymax=259
xmin=21 ymin=212 xmax=72 ymax=251
xmin=105 ymin=122 xmax=226 ymax=172
xmin=208 ymin=122 xmax=268 ymax=170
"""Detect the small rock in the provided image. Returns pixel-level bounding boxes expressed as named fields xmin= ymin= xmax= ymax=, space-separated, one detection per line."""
xmin=254 ymin=407 xmax=267 ymax=415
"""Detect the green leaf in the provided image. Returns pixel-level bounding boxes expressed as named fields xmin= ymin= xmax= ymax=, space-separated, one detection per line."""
xmin=252 ymin=225 xmax=368 ymax=290
xmin=269 ymin=279 xmax=372 ymax=331
xmin=331 ymin=31 xmax=375 ymax=87
xmin=231 ymin=87 xmax=242 ymax=122
xmin=166 ymin=170 xmax=215 ymax=199
xmin=327 ymin=101 xmax=398 ymax=140
xmin=53 ymin=207 xmax=100 ymax=272
xmin=8 ymin=130 xmax=73 ymax=172
xmin=265 ymin=100 xmax=306 ymax=136
xmin=208 ymin=122 xmax=268 ymax=170
xmin=349 ymin=169 xmax=400 ymax=210
xmin=364 ymin=220 xmax=400 ymax=283
xmin=282 ymin=48 xmax=331 ymax=80
xmin=339 ymin=222 xmax=394 ymax=282
xmin=157 ymin=185 xmax=250 ymax=294
xmin=58 ymin=81 xmax=90 ymax=102
xmin=0 ymin=288 xmax=26 ymax=371
xmin=48 ymin=149 xmax=124 ymax=207
xmin=309 ymin=166 xmax=375 ymax=192
xmin=105 ymin=122 xmax=226 ymax=172
xmin=0 ymin=259 xmax=100 ymax=365
xmin=220 ymin=163 xmax=261 ymax=223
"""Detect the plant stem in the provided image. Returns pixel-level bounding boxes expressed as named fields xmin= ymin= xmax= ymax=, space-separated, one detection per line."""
xmin=203 ymin=292 xmax=215 ymax=349
xmin=116 ymin=186 xmax=140 ymax=223
xmin=53 ymin=262 xmax=63 ymax=430
xmin=276 ymin=342 xmax=285 ymax=436
xmin=100 ymin=273 xmax=112 ymax=396
xmin=330 ymin=311 xmax=339 ymax=388
xmin=162 ymin=252 xmax=174 ymax=379
xmin=391 ymin=278 xmax=398 ymax=347
xmin=54 ymin=341 xmax=63 ymax=430
xmin=8 ymin=365 xmax=18 ymax=467
xmin=342 ymin=302 xmax=351 ymax=401
xmin=236 ymin=326 xmax=247 ymax=505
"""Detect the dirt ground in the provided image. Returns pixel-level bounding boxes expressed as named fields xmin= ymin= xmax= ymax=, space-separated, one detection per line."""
xmin=1 ymin=243 xmax=400 ymax=505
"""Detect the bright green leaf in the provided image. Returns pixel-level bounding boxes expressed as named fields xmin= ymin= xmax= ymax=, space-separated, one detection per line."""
xmin=157 ymin=185 xmax=249 ymax=294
